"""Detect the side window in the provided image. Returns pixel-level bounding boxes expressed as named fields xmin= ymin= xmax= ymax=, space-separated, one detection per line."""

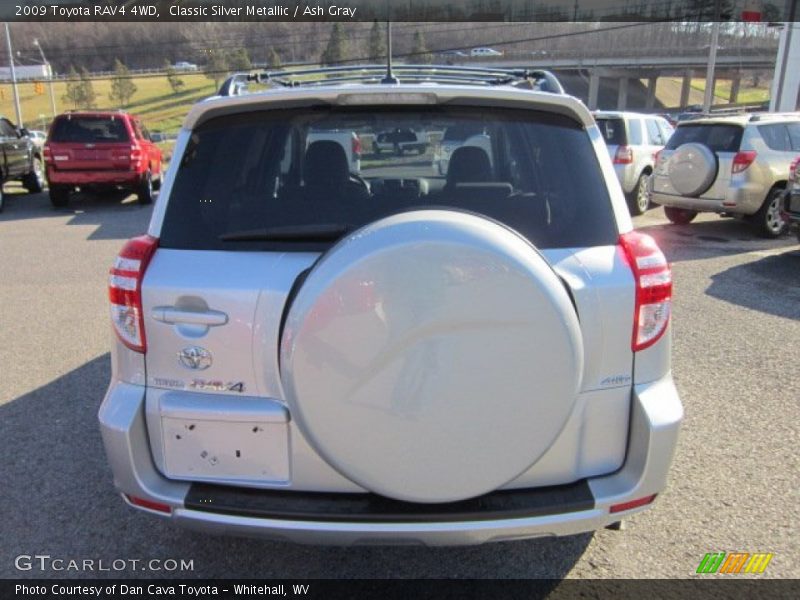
xmin=139 ymin=123 xmax=152 ymax=142
xmin=627 ymin=118 xmax=643 ymax=145
xmin=657 ymin=119 xmax=674 ymax=143
xmin=645 ymin=119 xmax=664 ymax=145
xmin=0 ymin=119 xmax=17 ymax=137
xmin=758 ymin=124 xmax=791 ymax=151
xmin=786 ymin=122 xmax=800 ymax=151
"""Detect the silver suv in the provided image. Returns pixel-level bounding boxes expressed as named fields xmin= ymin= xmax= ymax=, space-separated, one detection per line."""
xmin=99 ymin=66 xmax=682 ymax=545
xmin=594 ymin=111 xmax=674 ymax=216
xmin=651 ymin=113 xmax=800 ymax=238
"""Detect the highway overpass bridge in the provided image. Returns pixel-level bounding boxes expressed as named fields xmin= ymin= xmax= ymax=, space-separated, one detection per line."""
xmin=446 ymin=48 xmax=777 ymax=110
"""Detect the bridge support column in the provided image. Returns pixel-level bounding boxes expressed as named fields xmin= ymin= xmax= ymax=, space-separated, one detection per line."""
xmin=679 ymin=69 xmax=693 ymax=109
xmin=588 ymin=71 xmax=600 ymax=110
xmin=645 ymin=76 xmax=658 ymax=110
xmin=617 ymin=77 xmax=628 ymax=110
xmin=770 ymin=20 xmax=800 ymax=112
xmin=729 ymin=75 xmax=740 ymax=104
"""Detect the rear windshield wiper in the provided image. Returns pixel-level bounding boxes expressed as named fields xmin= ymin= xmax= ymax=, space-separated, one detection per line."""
xmin=219 ymin=223 xmax=352 ymax=242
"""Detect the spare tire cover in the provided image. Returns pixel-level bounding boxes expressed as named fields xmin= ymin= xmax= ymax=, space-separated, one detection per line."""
xmin=668 ymin=142 xmax=718 ymax=197
xmin=280 ymin=210 xmax=583 ymax=502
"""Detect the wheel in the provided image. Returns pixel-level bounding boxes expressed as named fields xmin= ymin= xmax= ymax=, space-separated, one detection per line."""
xmin=627 ymin=172 xmax=651 ymax=216
xmin=22 ymin=156 xmax=44 ymax=194
xmin=137 ymin=171 xmax=153 ymax=205
xmin=49 ymin=186 xmax=69 ymax=208
xmin=752 ymin=188 xmax=787 ymax=238
xmin=664 ymin=206 xmax=697 ymax=225
xmin=152 ymin=164 xmax=163 ymax=192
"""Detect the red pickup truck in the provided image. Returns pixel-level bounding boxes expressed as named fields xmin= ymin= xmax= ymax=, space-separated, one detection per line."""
xmin=43 ymin=111 xmax=163 ymax=207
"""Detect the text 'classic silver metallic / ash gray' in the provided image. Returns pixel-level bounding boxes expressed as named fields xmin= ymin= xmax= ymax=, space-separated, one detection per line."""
xmin=99 ymin=67 xmax=683 ymax=545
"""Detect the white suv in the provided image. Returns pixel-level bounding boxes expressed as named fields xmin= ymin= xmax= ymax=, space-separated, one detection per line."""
xmin=594 ymin=111 xmax=674 ymax=215
xmin=99 ymin=66 xmax=682 ymax=545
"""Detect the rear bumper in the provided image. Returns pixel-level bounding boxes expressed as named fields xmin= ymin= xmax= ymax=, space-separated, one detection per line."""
xmin=46 ymin=168 xmax=142 ymax=188
xmin=651 ymin=181 xmax=765 ymax=215
xmin=98 ymin=375 xmax=682 ymax=545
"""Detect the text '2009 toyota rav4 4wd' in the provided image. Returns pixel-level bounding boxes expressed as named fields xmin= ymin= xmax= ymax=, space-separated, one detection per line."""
xmin=99 ymin=66 xmax=683 ymax=546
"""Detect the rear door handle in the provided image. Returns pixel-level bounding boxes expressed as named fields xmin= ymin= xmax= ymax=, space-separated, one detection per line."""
xmin=152 ymin=307 xmax=228 ymax=326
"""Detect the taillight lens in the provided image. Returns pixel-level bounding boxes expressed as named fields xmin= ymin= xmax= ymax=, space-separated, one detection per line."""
xmin=732 ymin=151 xmax=757 ymax=174
xmin=653 ymin=149 xmax=662 ymax=163
xmin=108 ymin=235 xmax=158 ymax=353
xmin=352 ymin=134 xmax=362 ymax=158
xmin=130 ymin=144 xmax=144 ymax=170
xmin=43 ymin=144 xmax=52 ymax=164
xmin=614 ymin=145 xmax=633 ymax=164
xmin=619 ymin=231 xmax=672 ymax=352
xmin=789 ymin=157 xmax=799 ymax=184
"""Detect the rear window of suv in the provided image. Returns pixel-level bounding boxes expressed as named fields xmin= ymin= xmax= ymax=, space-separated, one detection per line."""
xmin=50 ymin=116 xmax=130 ymax=143
xmin=666 ymin=124 xmax=743 ymax=152
xmin=160 ymin=106 xmax=618 ymax=251
xmin=595 ymin=118 xmax=626 ymax=145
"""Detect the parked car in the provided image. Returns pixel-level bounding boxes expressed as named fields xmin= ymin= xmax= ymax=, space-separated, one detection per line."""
xmin=594 ymin=111 xmax=674 ymax=215
xmin=305 ymin=130 xmax=361 ymax=173
xmin=27 ymin=129 xmax=47 ymax=148
xmin=99 ymin=66 xmax=682 ymax=545
xmin=650 ymin=113 xmax=800 ymax=237
xmin=470 ymin=47 xmax=503 ymax=57
xmin=173 ymin=61 xmax=198 ymax=71
xmin=373 ymin=128 xmax=427 ymax=155
xmin=0 ymin=115 xmax=44 ymax=212
xmin=43 ymin=111 xmax=163 ymax=207
xmin=434 ymin=123 xmax=492 ymax=176
xmin=783 ymin=156 xmax=800 ymax=243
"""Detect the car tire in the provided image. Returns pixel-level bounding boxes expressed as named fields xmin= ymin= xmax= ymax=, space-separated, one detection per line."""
xmin=664 ymin=206 xmax=697 ymax=225
xmin=49 ymin=186 xmax=69 ymax=208
xmin=137 ymin=171 xmax=153 ymax=205
xmin=752 ymin=188 xmax=788 ymax=238
xmin=23 ymin=156 xmax=45 ymax=194
xmin=152 ymin=165 xmax=163 ymax=192
xmin=627 ymin=172 xmax=651 ymax=216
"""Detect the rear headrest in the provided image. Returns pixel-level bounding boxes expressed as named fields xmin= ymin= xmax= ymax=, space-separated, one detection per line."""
xmin=447 ymin=146 xmax=492 ymax=186
xmin=305 ymin=140 xmax=349 ymax=188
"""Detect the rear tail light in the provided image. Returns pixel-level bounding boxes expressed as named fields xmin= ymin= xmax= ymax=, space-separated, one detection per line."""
xmin=789 ymin=157 xmax=799 ymax=183
xmin=610 ymin=494 xmax=657 ymax=514
xmin=653 ymin=149 xmax=662 ymax=163
xmin=125 ymin=494 xmax=172 ymax=514
xmin=43 ymin=144 xmax=52 ymax=164
xmin=613 ymin=145 xmax=633 ymax=165
xmin=108 ymin=235 xmax=158 ymax=353
xmin=352 ymin=134 xmax=362 ymax=159
xmin=619 ymin=231 xmax=672 ymax=352
xmin=731 ymin=150 xmax=757 ymax=174
xmin=129 ymin=144 xmax=144 ymax=170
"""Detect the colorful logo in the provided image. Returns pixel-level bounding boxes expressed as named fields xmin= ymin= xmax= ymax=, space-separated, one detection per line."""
xmin=696 ymin=552 xmax=773 ymax=574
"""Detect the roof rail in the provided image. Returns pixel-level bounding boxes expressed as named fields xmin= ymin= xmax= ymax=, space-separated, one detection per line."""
xmin=749 ymin=111 xmax=800 ymax=121
xmin=217 ymin=65 xmax=565 ymax=97
xmin=217 ymin=73 xmax=250 ymax=97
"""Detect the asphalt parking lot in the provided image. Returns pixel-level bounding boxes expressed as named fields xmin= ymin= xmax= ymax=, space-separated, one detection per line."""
xmin=0 ymin=186 xmax=798 ymax=579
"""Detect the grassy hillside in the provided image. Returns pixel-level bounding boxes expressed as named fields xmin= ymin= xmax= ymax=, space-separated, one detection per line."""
xmin=0 ymin=73 xmax=217 ymax=134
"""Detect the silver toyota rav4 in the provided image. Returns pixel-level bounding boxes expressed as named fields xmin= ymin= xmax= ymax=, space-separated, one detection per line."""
xmin=99 ymin=66 xmax=683 ymax=546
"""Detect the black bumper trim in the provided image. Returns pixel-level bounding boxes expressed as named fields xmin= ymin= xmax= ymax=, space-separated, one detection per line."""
xmin=184 ymin=480 xmax=594 ymax=523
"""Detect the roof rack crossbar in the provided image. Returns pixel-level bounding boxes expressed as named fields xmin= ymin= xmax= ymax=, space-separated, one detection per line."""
xmin=216 ymin=65 xmax=565 ymax=95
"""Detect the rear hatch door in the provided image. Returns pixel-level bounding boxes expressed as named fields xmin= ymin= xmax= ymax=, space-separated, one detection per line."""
xmin=48 ymin=115 xmax=132 ymax=171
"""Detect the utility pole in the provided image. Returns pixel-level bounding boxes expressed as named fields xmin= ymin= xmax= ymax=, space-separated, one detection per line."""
xmin=34 ymin=38 xmax=57 ymax=118
xmin=703 ymin=0 xmax=722 ymax=113
xmin=4 ymin=23 xmax=23 ymax=127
